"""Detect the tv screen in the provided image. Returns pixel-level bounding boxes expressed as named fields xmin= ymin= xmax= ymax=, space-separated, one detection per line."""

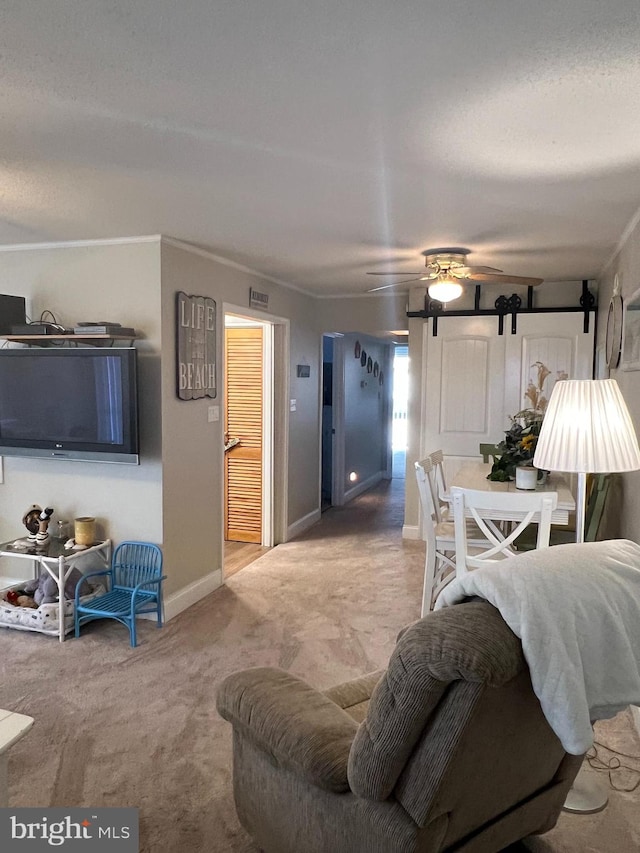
xmin=0 ymin=348 xmax=139 ymax=464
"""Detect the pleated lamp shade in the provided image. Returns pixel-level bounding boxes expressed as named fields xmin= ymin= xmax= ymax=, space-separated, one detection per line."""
xmin=533 ymin=379 xmax=640 ymax=473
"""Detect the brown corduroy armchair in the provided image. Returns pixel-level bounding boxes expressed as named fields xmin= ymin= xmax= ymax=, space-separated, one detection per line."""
xmin=217 ymin=602 xmax=583 ymax=853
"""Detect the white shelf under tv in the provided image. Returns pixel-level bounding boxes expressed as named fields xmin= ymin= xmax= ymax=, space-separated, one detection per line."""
xmin=0 ymin=335 xmax=136 ymax=347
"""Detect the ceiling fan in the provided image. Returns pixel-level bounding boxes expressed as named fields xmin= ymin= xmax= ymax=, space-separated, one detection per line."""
xmin=367 ymin=247 xmax=543 ymax=302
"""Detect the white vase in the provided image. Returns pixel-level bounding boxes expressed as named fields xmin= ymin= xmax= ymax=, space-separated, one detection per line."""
xmin=515 ymin=465 xmax=538 ymax=490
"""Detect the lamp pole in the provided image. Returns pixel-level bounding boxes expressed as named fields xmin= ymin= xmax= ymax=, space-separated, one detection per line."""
xmin=575 ymin=472 xmax=587 ymax=544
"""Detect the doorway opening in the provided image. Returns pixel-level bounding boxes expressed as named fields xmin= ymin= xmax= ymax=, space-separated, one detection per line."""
xmin=392 ymin=344 xmax=409 ymax=479
xmin=321 ymin=335 xmax=334 ymax=512
xmin=223 ymin=309 xmax=288 ymax=578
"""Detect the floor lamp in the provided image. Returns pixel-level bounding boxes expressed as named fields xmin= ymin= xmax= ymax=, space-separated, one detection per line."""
xmin=534 ymin=378 xmax=640 ymax=813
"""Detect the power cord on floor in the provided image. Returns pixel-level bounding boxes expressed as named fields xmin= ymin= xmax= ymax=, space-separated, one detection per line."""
xmin=586 ymin=740 xmax=640 ymax=793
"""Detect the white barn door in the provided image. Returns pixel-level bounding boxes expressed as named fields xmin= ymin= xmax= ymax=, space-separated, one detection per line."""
xmin=504 ymin=313 xmax=594 ymax=418
xmin=421 ymin=312 xmax=594 ymax=481
xmin=422 ymin=316 xmax=507 ymax=460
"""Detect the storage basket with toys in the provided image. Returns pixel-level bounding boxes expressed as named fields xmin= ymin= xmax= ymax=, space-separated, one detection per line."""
xmin=0 ymin=576 xmax=106 ymax=636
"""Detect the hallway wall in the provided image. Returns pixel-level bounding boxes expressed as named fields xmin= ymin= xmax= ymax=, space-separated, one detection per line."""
xmin=342 ymin=332 xmax=392 ymax=499
xmin=160 ymin=239 xmax=321 ymax=598
xmin=597 ymin=229 xmax=640 ymax=543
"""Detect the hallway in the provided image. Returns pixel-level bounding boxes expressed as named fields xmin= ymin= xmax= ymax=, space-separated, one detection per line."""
xmin=228 ymin=456 xmax=407 ymax=577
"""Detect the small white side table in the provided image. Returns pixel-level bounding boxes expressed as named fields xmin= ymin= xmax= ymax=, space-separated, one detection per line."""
xmin=0 ymin=709 xmax=34 ymax=807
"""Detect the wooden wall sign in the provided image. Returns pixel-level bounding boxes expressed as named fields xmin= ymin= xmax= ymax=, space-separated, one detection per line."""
xmin=176 ymin=291 xmax=217 ymax=399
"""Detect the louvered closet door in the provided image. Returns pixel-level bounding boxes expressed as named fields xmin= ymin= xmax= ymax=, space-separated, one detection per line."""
xmin=225 ymin=327 xmax=263 ymax=543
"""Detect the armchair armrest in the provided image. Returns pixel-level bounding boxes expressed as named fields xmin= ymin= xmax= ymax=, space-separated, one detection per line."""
xmin=217 ymin=667 xmax=359 ymax=793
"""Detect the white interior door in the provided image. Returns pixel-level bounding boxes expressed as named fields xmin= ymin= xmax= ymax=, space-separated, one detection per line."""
xmin=504 ymin=313 xmax=594 ymax=418
xmin=421 ymin=312 xmax=594 ymax=480
xmin=422 ymin=316 xmax=507 ymax=464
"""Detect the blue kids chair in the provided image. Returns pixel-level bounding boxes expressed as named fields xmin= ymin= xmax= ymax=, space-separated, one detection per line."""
xmin=74 ymin=541 xmax=165 ymax=647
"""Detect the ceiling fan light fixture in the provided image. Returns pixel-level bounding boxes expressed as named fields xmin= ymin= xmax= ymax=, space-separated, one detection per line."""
xmin=427 ymin=276 xmax=463 ymax=303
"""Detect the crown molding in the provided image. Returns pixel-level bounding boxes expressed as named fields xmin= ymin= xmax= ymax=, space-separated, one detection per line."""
xmin=0 ymin=235 xmax=162 ymax=253
xmin=160 ymin=236 xmax=313 ymax=297
xmin=0 ymin=232 xmax=410 ymax=302
xmin=601 ymin=200 xmax=640 ymax=276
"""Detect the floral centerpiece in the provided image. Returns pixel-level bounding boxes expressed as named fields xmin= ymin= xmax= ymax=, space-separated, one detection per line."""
xmin=488 ymin=361 xmax=568 ymax=482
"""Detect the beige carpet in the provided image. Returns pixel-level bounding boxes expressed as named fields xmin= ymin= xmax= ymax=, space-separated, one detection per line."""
xmin=2 ymin=478 xmax=639 ymax=852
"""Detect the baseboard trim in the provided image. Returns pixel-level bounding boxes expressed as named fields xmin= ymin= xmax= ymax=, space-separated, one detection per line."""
xmin=287 ymin=508 xmax=321 ymax=542
xmin=402 ymin=525 xmax=421 ymax=540
xmin=144 ymin=570 xmax=222 ymax=622
xmin=344 ymin=471 xmax=383 ymax=503
xmin=632 ymin=705 xmax=640 ymax=738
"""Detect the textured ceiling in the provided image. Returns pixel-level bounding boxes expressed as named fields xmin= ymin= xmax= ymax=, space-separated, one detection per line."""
xmin=1 ymin=1 xmax=640 ymax=296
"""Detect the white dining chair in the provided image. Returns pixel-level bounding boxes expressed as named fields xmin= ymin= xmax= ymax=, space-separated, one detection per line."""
xmin=450 ymin=486 xmax=558 ymax=575
xmin=415 ymin=460 xmax=489 ymax=615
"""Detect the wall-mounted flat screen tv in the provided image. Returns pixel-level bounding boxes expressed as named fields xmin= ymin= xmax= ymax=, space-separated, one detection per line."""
xmin=0 ymin=347 xmax=139 ymax=464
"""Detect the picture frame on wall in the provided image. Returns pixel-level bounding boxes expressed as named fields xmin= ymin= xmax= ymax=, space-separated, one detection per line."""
xmin=621 ymin=286 xmax=640 ymax=371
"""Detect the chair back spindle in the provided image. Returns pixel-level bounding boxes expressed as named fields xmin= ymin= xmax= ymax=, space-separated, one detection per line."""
xmin=428 ymin=450 xmax=449 ymax=521
xmin=114 ymin=542 xmax=163 ymax=590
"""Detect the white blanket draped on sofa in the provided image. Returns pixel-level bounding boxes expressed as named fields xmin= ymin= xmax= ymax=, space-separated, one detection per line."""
xmin=435 ymin=539 xmax=640 ymax=755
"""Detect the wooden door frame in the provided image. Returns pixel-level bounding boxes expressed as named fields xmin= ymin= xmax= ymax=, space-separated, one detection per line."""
xmin=222 ymin=304 xmax=289 ymax=556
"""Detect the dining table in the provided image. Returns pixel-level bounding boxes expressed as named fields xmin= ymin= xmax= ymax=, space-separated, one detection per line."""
xmin=449 ymin=461 xmax=576 ymax=526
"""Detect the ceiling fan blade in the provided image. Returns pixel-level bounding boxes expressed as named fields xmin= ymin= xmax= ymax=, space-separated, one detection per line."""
xmin=367 ymin=277 xmax=424 ymax=292
xmin=456 ymin=265 xmax=504 ymax=276
xmin=366 ymin=271 xmax=424 ymax=275
xmin=467 ymin=273 xmax=544 ymax=287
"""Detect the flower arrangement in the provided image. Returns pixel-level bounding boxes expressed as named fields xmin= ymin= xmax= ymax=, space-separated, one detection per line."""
xmin=488 ymin=361 xmax=568 ymax=482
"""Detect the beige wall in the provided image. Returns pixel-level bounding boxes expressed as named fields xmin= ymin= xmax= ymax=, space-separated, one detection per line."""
xmin=316 ymin=293 xmax=408 ymax=336
xmin=597 ymin=236 xmax=640 ymax=543
xmin=159 ymin=240 xmax=321 ymax=596
xmin=0 ymin=237 xmax=321 ymax=603
xmin=0 ymin=240 xmax=162 ymax=579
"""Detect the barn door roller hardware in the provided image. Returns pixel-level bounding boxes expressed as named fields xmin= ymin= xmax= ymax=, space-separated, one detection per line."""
xmin=407 ymin=282 xmax=595 ymax=336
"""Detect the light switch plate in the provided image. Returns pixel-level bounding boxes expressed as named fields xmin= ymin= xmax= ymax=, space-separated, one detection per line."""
xmin=290 ymin=399 xmax=297 ymax=412
xmin=208 ymin=405 xmax=220 ymax=422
